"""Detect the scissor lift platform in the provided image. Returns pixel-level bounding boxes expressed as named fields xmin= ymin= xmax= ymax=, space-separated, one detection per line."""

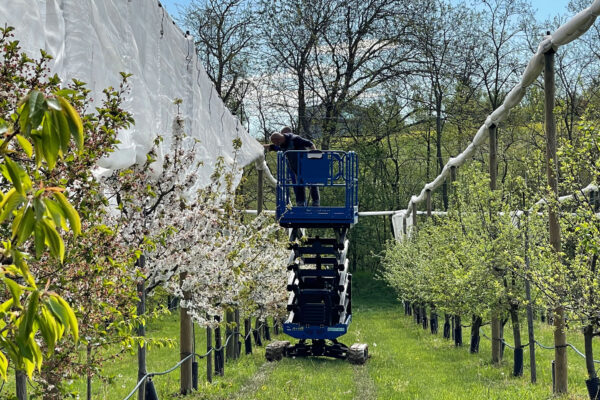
xmin=266 ymin=150 xmax=368 ymax=364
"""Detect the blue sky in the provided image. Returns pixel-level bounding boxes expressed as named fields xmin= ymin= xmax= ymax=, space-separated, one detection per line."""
xmin=159 ymin=0 xmax=574 ymax=23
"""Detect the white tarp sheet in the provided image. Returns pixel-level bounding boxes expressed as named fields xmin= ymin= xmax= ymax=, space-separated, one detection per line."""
xmin=0 ymin=0 xmax=274 ymax=186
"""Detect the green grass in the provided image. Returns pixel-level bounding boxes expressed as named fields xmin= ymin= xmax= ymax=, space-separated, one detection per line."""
xmin=17 ymin=273 xmax=596 ymax=399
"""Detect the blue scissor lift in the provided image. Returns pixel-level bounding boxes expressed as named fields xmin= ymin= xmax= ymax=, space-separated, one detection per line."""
xmin=265 ymin=150 xmax=368 ymax=364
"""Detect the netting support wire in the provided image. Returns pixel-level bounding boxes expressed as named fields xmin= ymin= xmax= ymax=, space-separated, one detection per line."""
xmin=479 ymin=328 xmax=600 ymax=363
xmin=122 ymin=323 xmax=268 ymax=400
xmin=123 ymin=353 xmax=194 ymax=400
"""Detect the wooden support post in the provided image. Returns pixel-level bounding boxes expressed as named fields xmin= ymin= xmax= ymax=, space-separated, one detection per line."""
xmin=214 ymin=316 xmax=224 ymax=376
xmin=489 ymin=124 xmax=497 ymax=190
xmin=87 ymin=344 xmax=92 ymax=400
xmin=244 ymin=318 xmax=252 ymax=354
xmin=544 ymin=44 xmax=567 ymax=395
xmin=402 ymin=216 xmax=407 ymax=236
xmin=257 ymin=168 xmax=264 ymax=214
xmin=522 ymin=210 xmax=537 ymax=383
xmin=180 ymin=272 xmax=193 ymax=394
xmin=489 ymin=123 xmax=502 ymax=365
xmin=137 ymin=256 xmax=147 ymax=400
xmin=426 ymin=189 xmax=432 ymax=219
xmin=206 ymin=321 xmax=213 ymax=383
xmin=412 ymin=202 xmax=418 ymax=232
xmin=225 ymin=309 xmax=235 ymax=361
xmin=264 ymin=318 xmax=271 ymax=341
xmin=234 ymin=308 xmax=240 ymax=358
xmin=254 ymin=318 xmax=263 ymax=346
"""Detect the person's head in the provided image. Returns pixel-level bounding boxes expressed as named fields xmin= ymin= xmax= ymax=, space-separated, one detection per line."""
xmin=280 ymin=126 xmax=292 ymax=134
xmin=270 ymin=132 xmax=285 ymax=146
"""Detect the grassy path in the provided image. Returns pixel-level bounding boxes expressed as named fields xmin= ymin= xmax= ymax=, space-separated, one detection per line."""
xmin=74 ymin=273 xmax=591 ymax=399
xmin=222 ymin=273 xmax=590 ymax=399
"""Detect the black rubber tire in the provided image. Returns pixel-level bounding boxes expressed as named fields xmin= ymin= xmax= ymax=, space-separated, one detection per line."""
xmin=347 ymin=343 xmax=368 ymax=365
xmin=265 ymin=340 xmax=290 ymax=362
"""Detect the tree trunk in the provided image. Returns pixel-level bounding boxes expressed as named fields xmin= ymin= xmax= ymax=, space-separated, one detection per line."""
xmin=584 ymin=325 xmax=600 ymax=400
xmin=470 ymin=315 xmax=482 ymax=354
xmin=87 ymin=344 xmax=92 ymax=400
xmin=137 ymin=278 xmax=146 ymax=400
xmin=554 ymin=306 xmax=568 ymax=393
xmin=443 ymin=314 xmax=451 ymax=339
xmin=180 ymin=272 xmax=193 ymax=394
xmin=254 ymin=318 xmax=263 ymax=346
xmin=234 ymin=308 xmax=241 ymax=358
xmin=225 ymin=309 xmax=235 ymax=361
xmin=584 ymin=325 xmax=596 ymax=379
xmin=492 ymin=313 xmax=502 ymax=364
xmin=206 ymin=322 xmax=213 ymax=383
xmin=510 ymin=304 xmax=523 ymax=377
xmin=454 ymin=315 xmax=462 ymax=346
xmin=16 ymin=370 xmax=27 ymax=400
xmin=525 ymin=279 xmax=537 ymax=383
xmin=215 ymin=316 xmax=224 ymax=376
xmin=430 ymin=306 xmax=438 ymax=335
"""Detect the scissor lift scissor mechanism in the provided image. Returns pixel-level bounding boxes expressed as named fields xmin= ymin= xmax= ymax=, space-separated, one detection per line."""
xmin=265 ymin=150 xmax=368 ymax=365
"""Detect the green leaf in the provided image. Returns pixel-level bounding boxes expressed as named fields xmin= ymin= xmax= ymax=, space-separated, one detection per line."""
xmin=33 ymin=195 xmax=46 ymax=221
xmin=41 ymin=116 xmax=58 ymax=170
xmin=0 ymin=119 xmax=8 ymax=135
xmin=56 ymin=96 xmax=83 ymax=151
xmin=53 ymin=192 xmax=80 ymax=236
xmin=18 ymin=100 xmax=30 ymax=135
xmin=27 ymin=91 xmax=46 ymax=129
xmin=4 ymin=157 xmax=24 ymax=195
xmin=0 ymin=189 xmax=24 ymax=224
xmin=43 ymin=198 xmax=66 ymax=231
xmin=0 ymin=298 xmax=14 ymax=314
xmin=33 ymin=223 xmax=45 ymax=258
xmin=3 ymin=277 xmax=23 ymax=307
xmin=28 ymin=334 xmax=42 ymax=373
xmin=36 ymin=306 xmax=57 ymax=356
xmin=41 ymin=219 xmax=64 ymax=262
xmin=0 ymin=349 xmax=7 ymax=381
xmin=50 ymin=109 xmax=70 ymax=154
xmin=56 ymin=296 xmax=78 ymax=342
xmin=22 ymin=356 xmax=34 ymax=379
xmin=47 ymin=296 xmax=69 ymax=331
xmin=15 ymin=206 xmax=35 ymax=245
xmin=31 ymin=135 xmax=44 ymax=168
xmin=54 ymin=89 xmax=77 ymax=97
xmin=11 ymin=251 xmax=36 ymax=288
xmin=15 ymin=135 xmax=33 ymax=158
xmin=46 ymin=98 xmax=61 ymax=111
xmin=18 ymin=290 xmax=40 ymax=347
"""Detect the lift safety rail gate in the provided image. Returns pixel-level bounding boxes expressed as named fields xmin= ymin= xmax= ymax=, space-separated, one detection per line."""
xmin=265 ymin=150 xmax=368 ymax=364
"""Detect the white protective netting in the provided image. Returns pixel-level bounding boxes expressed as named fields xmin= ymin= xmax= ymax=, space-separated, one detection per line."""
xmin=392 ymin=0 xmax=600 ymax=240
xmin=0 ymin=0 xmax=275 ymax=186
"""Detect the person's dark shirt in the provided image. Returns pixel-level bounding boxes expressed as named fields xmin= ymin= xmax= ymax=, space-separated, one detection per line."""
xmin=268 ymin=133 xmax=314 ymax=152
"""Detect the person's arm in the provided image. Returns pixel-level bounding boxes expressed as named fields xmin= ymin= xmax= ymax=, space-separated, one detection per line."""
xmin=263 ymin=144 xmax=279 ymax=151
xmin=293 ymin=136 xmax=316 ymax=150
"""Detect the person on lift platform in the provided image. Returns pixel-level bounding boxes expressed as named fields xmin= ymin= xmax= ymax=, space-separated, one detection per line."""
xmin=264 ymin=126 xmax=320 ymax=207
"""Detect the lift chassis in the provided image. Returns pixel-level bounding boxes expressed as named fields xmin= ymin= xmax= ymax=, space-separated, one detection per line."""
xmin=266 ymin=150 xmax=368 ymax=365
